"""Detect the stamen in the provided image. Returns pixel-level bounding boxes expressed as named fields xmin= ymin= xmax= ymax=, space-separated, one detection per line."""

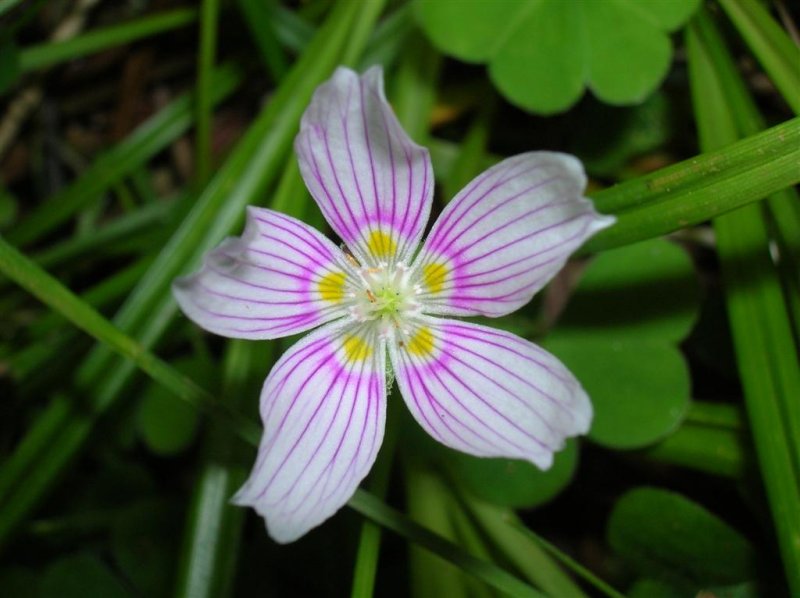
xmin=344 ymin=260 xmax=422 ymax=333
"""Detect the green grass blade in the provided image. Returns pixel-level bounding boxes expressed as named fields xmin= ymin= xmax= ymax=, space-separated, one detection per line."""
xmin=195 ymin=0 xmax=220 ymax=186
xmin=0 ymin=0 xmax=23 ymax=17
xmin=460 ymin=497 xmax=591 ymax=598
xmin=235 ymin=0 xmax=289 ymax=80
xmin=691 ymin=2 xmax=800 ymax=476
xmin=174 ymin=340 xmax=273 ymax=598
xmin=30 ymin=200 xmax=174 ymax=270
xmin=718 ymin=0 xmax=800 ymax=114
xmin=8 ymin=63 xmax=242 ymax=247
xmin=501 ymin=518 xmax=625 ymax=598
xmin=18 ymin=9 xmax=198 ymax=72
xmin=350 ymin=414 xmax=397 ymax=598
xmin=687 ymin=11 xmax=800 ymax=593
xmin=583 ymin=117 xmax=800 ymax=252
xmin=0 ymin=235 xmax=260 ymax=444
xmin=350 ymin=488 xmax=544 ymax=598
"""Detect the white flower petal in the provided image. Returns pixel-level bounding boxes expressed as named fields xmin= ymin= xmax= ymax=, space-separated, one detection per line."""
xmin=295 ymin=66 xmax=433 ymax=267
xmin=233 ymin=322 xmax=386 ymax=543
xmin=389 ymin=317 xmax=591 ymax=469
xmin=173 ymin=207 xmax=355 ymax=340
xmin=413 ymin=152 xmax=614 ymax=317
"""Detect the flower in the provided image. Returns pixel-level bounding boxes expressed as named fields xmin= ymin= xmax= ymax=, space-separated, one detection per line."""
xmin=173 ymin=66 xmax=615 ymax=543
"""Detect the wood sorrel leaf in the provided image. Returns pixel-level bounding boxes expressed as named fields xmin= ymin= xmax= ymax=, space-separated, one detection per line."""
xmin=445 ymin=439 xmax=579 ymax=509
xmin=135 ymin=358 xmax=214 ymax=456
xmin=608 ymin=488 xmax=757 ymax=590
xmin=545 ymin=239 xmax=699 ymax=449
xmin=415 ymin=0 xmax=700 ymax=114
xmin=544 ymin=337 xmax=691 ymax=449
xmin=559 ymin=238 xmax=700 ymax=344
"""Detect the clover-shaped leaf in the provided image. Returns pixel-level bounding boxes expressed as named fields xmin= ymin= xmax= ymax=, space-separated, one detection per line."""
xmin=544 ymin=238 xmax=699 ymax=449
xmin=415 ymin=0 xmax=701 ymax=114
xmin=608 ymin=488 xmax=757 ymax=588
xmin=446 ymin=439 xmax=579 ymax=508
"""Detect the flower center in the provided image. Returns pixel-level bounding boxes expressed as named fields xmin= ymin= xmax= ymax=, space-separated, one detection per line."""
xmin=349 ymin=262 xmax=421 ymax=337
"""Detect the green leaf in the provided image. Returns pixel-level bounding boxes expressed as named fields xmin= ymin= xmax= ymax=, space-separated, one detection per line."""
xmin=644 ymin=419 xmax=748 ymax=479
xmin=544 ymin=337 xmax=690 ymax=449
xmin=18 ymin=9 xmax=197 ymax=73
xmin=415 ymin=0 xmax=700 ymax=114
xmin=545 ymin=238 xmax=697 ymax=449
xmin=40 ymin=554 xmax=130 ymax=598
xmin=447 ymin=440 xmax=578 ymax=509
xmin=135 ymin=358 xmax=210 ymax=456
xmin=561 ymin=239 xmax=700 ymax=343
xmin=607 ymin=487 xmax=757 ymax=588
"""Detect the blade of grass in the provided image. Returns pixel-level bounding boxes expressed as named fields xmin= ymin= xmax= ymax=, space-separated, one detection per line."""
xmin=272 ymin=4 xmax=315 ymax=52
xmin=0 ymin=235 xmax=261 ymax=445
xmin=688 ymin=11 xmax=800 ymax=593
xmin=718 ymin=0 xmax=800 ymax=114
xmin=461 ymin=497 xmax=611 ymax=598
xmin=30 ymin=199 xmax=174 ymax=270
xmin=693 ymin=0 xmax=800 ymax=477
xmin=405 ymin=461 xmax=489 ymax=598
xmin=0 ymin=0 xmax=23 ymax=17
xmin=235 ymin=0 xmax=289 ymax=80
xmin=503 ymin=517 xmax=625 ymax=598
xmin=588 ymin=116 xmax=800 ymax=215
xmin=696 ymin=2 xmax=800 ymax=344
xmin=10 ymin=259 xmax=151 ymax=385
xmin=685 ymin=401 xmax=742 ymax=429
xmin=351 ymin=488 xmax=544 ymax=598
xmin=582 ymin=118 xmax=800 ymax=252
xmin=18 ymin=8 xmax=198 ymax=72
xmin=350 ymin=407 xmax=397 ymax=598
xmin=8 ymin=63 xmax=242 ymax=247
xmin=174 ymin=340 xmax=273 ymax=598
xmin=195 ymin=0 xmax=220 ymax=186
